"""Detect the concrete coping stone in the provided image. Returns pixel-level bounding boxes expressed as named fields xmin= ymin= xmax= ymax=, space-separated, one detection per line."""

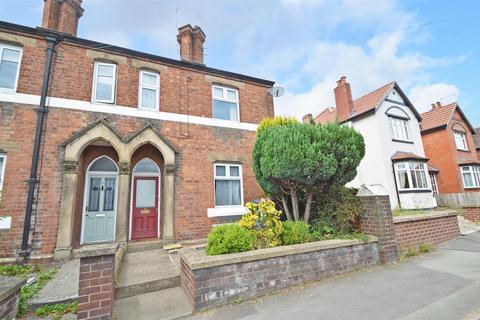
xmin=0 ymin=276 xmax=26 ymax=302
xmin=393 ymin=210 xmax=458 ymax=224
xmin=79 ymin=242 xmax=119 ymax=258
xmin=181 ymin=236 xmax=378 ymax=270
xmin=462 ymin=205 xmax=480 ymax=208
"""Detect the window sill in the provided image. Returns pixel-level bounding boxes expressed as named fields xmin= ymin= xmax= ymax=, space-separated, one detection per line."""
xmin=463 ymin=186 xmax=480 ymax=189
xmin=456 ymin=149 xmax=470 ymax=153
xmin=0 ymin=88 xmax=16 ymax=94
xmin=392 ymin=139 xmax=413 ymax=144
xmin=398 ymin=189 xmax=432 ymax=194
xmin=207 ymin=206 xmax=249 ymax=218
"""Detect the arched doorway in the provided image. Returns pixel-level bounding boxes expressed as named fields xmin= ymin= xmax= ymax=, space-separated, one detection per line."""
xmin=81 ymin=156 xmax=119 ymax=244
xmin=130 ymin=158 xmax=161 ymax=240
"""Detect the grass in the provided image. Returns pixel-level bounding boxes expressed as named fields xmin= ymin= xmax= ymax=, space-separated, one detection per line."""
xmin=400 ymin=243 xmax=434 ymax=260
xmin=35 ymin=302 xmax=78 ymax=320
xmin=17 ymin=267 xmax=58 ymax=317
xmin=0 ymin=264 xmax=42 ymax=277
xmin=391 ymin=209 xmax=430 ymax=217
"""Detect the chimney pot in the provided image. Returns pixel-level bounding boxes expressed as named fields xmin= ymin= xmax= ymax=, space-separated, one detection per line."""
xmin=42 ymin=0 xmax=84 ymax=36
xmin=431 ymin=103 xmax=436 ymax=110
xmin=436 ymin=101 xmax=442 ymax=108
xmin=177 ymin=24 xmax=206 ymax=64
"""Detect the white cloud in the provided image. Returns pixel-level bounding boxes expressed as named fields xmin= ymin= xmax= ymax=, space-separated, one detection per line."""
xmin=409 ymin=83 xmax=461 ymax=113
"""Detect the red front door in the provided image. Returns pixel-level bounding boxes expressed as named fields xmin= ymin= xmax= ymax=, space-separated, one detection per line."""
xmin=132 ymin=176 xmax=158 ymax=239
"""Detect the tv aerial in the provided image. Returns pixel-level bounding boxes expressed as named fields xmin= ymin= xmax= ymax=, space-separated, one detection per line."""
xmin=268 ymin=86 xmax=285 ymax=97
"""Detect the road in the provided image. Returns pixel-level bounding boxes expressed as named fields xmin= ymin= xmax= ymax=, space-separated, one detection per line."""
xmin=189 ymin=231 xmax=480 ymax=320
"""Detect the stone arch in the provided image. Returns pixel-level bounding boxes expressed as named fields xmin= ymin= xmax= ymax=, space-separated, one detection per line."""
xmin=126 ymin=124 xmax=177 ymax=165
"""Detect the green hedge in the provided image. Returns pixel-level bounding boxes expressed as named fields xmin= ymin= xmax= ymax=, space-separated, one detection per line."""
xmin=205 ymin=224 xmax=254 ymax=255
xmin=281 ymin=221 xmax=311 ymax=245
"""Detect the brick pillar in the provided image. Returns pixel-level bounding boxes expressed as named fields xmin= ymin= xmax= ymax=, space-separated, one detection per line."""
xmin=357 ymin=185 xmax=398 ymax=263
xmin=0 ymin=277 xmax=26 ymax=320
xmin=78 ymin=243 xmax=118 ymax=320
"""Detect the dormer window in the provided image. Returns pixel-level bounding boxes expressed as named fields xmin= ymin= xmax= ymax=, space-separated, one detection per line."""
xmin=212 ymin=85 xmax=239 ymax=122
xmin=454 ymin=131 xmax=468 ymax=151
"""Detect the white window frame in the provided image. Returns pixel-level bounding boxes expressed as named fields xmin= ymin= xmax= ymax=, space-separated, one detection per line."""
xmin=461 ymin=165 xmax=480 ymax=189
xmin=212 ymin=85 xmax=240 ymax=122
xmin=138 ymin=70 xmax=160 ymax=111
xmin=429 ymin=173 xmax=438 ymax=195
xmin=389 ymin=116 xmax=410 ymax=142
xmin=0 ymin=154 xmax=6 ymax=194
xmin=454 ymin=131 xmax=468 ymax=151
xmin=92 ymin=61 xmax=117 ymax=104
xmin=0 ymin=43 xmax=23 ymax=93
xmin=213 ymin=163 xmax=244 ymax=208
xmin=395 ymin=161 xmax=430 ymax=191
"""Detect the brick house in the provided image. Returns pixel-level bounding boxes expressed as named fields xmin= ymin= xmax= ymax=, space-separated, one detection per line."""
xmin=473 ymin=128 xmax=480 ymax=160
xmin=420 ymin=102 xmax=479 ymax=194
xmin=0 ymin=0 xmax=275 ymax=261
xmin=307 ymin=77 xmax=437 ymax=209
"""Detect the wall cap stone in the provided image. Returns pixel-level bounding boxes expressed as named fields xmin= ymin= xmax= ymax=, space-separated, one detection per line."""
xmin=393 ymin=210 xmax=458 ymax=224
xmin=79 ymin=242 xmax=119 ymax=258
xmin=357 ymin=184 xmax=389 ymax=197
xmin=181 ymin=236 xmax=378 ymax=270
xmin=0 ymin=276 xmax=26 ymax=302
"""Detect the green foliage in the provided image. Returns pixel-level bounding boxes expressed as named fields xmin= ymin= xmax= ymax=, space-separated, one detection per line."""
xmin=257 ymin=116 xmax=299 ymax=132
xmin=281 ymin=221 xmax=311 ymax=245
xmin=239 ymin=199 xmax=284 ymax=249
xmin=419 ymin=243 xmax=434 ymax=253
xmin=205 ymin=224 xmax=254 ymax=256
xmin=253 ymin=119 xmax=365 ymax=222
xmin=310 ymin=220 xmax=337 ymax=241
xmin=312 ymin=186 xmax=362 ymax=233
xmin=35 ymin=302 xmax=78 ymax=319
xmin=0 ymin=264 xmax=38 ymax=277
xmin=17 ymin=267 xmax=58 ymax=317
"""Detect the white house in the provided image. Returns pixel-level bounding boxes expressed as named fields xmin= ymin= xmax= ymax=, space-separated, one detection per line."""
xmin=309 ymin=77 xmax=437 ymax=209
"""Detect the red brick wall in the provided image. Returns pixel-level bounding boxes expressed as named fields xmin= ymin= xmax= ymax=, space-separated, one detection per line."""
xmin=393 ymin=214 xmax=459 ymax=253
xmin=421 ymin=110 xmax=480 ymax=194
xmin=464 ymin=207 xmax=480 ymax=222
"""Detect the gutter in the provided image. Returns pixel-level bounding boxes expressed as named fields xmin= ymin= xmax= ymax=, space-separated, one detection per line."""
xmin=18 ymin=34 xmax=58 ymax=258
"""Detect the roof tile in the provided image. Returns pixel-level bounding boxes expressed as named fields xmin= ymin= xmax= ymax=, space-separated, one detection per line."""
xmin=419 ymin=103 xmax=457 ymax=132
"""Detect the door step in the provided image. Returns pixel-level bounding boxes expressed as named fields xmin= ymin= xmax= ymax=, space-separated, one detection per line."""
xmin=127 ymin=239 xmax=163 ymax=253
xmin=113 ymin=287 xmax=192 ymax=320
xmin=115 ymin=248 xmax=180 ymax=299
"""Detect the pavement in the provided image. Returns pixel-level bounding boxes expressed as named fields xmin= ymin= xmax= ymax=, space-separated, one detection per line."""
xmin=188 ymin=231 xmax=480 ymax=320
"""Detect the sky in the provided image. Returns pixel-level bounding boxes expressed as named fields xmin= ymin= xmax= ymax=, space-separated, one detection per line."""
xmin=1 ymin=0 xmax=479 ymax=126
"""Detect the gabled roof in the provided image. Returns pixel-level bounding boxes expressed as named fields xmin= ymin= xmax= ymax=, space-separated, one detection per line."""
xmin=420 ymin=102 xmax=476 ymax=134
xmin=313 ymin=81 xmax=422 ymax=124
xmin=391 ymin=151 xmax=428 ymax=162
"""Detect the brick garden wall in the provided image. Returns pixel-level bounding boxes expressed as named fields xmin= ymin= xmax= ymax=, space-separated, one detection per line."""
xmin=0 ymin=277 xmax=26 ymax=320
xmin=463 ymin=207 xmax=480 ymax=222
xmin=393 ymin=212 xmax=460 ymax=253
xmin=180 ymin=239 xmax=379 ymax=311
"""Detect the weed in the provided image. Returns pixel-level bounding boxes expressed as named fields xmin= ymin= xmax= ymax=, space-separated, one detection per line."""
xmin=17 ymin=267 xmax=58 ymax=317
xmin=419 ymin=243 xmax=434 ymax=253
xmin=35 ymin=302 xmax=77 ymax=320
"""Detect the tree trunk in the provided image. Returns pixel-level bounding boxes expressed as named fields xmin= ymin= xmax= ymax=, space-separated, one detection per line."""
xmin=281 ymin=194 xmax=292 ymax=221
xmin=290 ymin=189 xmax=300 ymax=221
xmin=303 ymin=191 xmax=314 ymax=223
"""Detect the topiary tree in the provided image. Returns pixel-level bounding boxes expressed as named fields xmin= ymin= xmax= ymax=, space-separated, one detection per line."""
xmin=253 ymin=117 xmax=365 ymax=223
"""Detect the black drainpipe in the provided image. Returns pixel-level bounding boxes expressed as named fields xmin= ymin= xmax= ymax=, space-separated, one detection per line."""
xmin=19 ymin=34 xmax=58 ymax=258
xmin=391 ymin=162 xmax=402 ymax=210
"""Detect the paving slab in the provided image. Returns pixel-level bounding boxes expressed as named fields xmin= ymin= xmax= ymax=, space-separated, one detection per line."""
xmin=113 ymin=287 xmax=192 ymax=320
xmin=28 ymin=259 xmax=79 ymax=309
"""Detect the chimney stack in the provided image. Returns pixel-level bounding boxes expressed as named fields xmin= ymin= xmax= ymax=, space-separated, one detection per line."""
xmin=42 ymin=0 xmax=84 ymax=36
xmin=334 ymin=76 xmax=354 ymax=121
xmin=302 ymin=114 xmax=313 ymax=124
xmin=177 ymin=24 xmax=206 ymax=64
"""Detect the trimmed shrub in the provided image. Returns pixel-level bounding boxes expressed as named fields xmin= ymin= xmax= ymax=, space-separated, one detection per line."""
xmin=205 ymin=224 xmax=254 ymax=256
xmin=281 ymin=221 xmax=311 ymax=245
xmin=238 ymin=198 xmax=283 ymax=249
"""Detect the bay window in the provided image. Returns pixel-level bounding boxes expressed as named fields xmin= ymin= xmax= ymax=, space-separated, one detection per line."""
xmin=138 ymin=70 xmax=160 ymax=110
xmin=0 ymin=43 xmax=22 ymax=91
xmin=461 ymin=165 xmax=480 ymax=188
xmin=92 ymin=61 xmax=117 ymax=103
xmin=212 ymin=85 xmax=239 ymax=122
xmin=395 ymin=162 xmax=429 ymax=191
xmin=214 ymin=163 xmax=243 ymax=206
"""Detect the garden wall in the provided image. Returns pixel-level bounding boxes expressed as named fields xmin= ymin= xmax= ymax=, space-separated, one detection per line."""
xmin=180 ymin=237 xmax=378 ymax=311
xmin=463 ymin=206 xmax=480 ymax=223
xmin=0 ymin=276 xmax=26 ymax=320
xmin=393 ymin=211 xmax=459 ymax=253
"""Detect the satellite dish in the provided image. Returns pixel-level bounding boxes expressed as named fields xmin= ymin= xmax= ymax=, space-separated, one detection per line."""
xmin=268 ymin=86 xmax=285 ymax=97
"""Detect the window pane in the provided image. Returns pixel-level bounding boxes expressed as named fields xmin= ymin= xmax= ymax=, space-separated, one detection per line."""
xmin=213 ymin=100 xmax=238 ymax=121
xmin=230 ymin=166 xmax=239 ymax=176
xmin=398 ymin=170 xmax=409 ymax=189
xmin=136 ymin=179 xmax=156 ymax=208
xmin=215 ymin=165 xmax=226 ymax=176
xmin=215 ymin=180 xmax=241 ymax=206
xmin=463 ymin=172 xmax=474 ymax=187
xmin=226 ymin=89 xmax=237 ymax=100
xmin=88 ymin=177 xmax=101 ymax=212
xmin=2 ymin=49 xmax=20 ymax=62
xmin=0 ymin=60 xmax=18 ymax=89
xmin=96 ymin=75 xmax=113 ymax=101
xmin=98 ymin=64 xmax=114 ymax=76
xmin=103 ymin=178 xmax=116 ymax=211
xmin=213 ymin=87 xmax=223 ymax=98
xmin=142 ymin=73 xmax=158 ymax=87
xmin=134 ymin=159 xmax=159 ymax=173
xmin=141 ymin=88 xmax=157 ymax=109
xmin=89 ymin=157 xmax=117 ymax=172
xmin=0 ymin=157 xmax=4 ymax=185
